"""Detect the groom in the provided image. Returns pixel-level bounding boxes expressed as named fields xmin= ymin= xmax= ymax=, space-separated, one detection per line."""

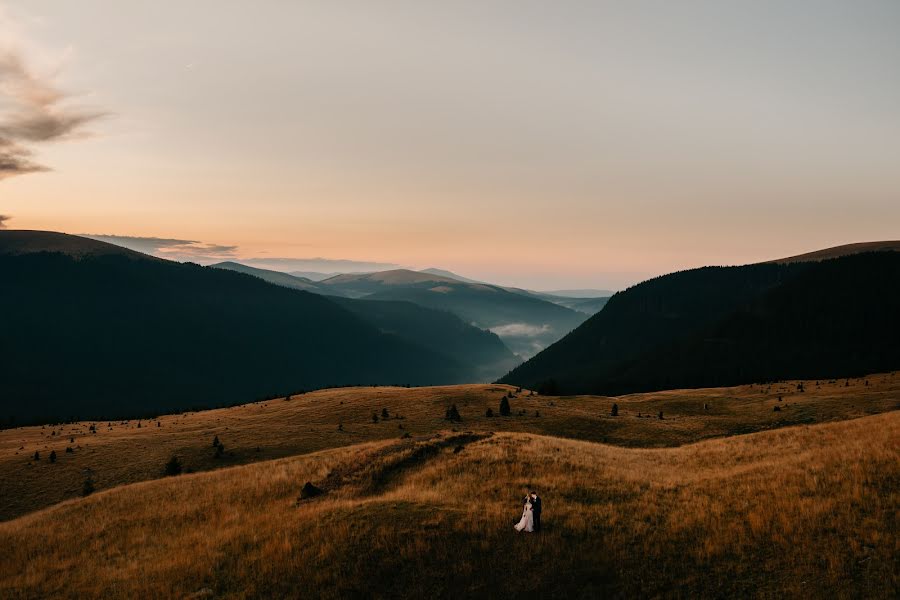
xmin=529 ymin=490 xmax=542 ymax=532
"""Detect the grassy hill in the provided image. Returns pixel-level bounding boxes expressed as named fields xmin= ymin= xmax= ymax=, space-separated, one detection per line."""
xmin=501 ymin=251 xmax=900 ymax=394
xmin=0 ymin=377 xmax=896 ymax=597
xmin=1 ymin=372 xmax=896 ymax=522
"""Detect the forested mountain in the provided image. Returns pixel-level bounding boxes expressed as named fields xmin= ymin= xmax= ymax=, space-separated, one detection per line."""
xmin=317 ymin=269 xmax=587 ymax=358
xmin=0 ymin=232 xmax=470 ymax=423
xmin=500 ymin=250 xmax=900 ymax=395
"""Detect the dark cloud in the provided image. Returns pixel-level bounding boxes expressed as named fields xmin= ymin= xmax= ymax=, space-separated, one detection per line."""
xmin=0 ymin=214 xmax=11 ymax=228
xmin=81 ymin=234 xmax=238 ymax=263
xmin=0 ymin=45 xmax=106 ymax=181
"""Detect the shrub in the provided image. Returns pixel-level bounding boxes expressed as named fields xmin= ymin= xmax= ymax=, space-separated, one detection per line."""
xmin=499 ymin=396 xmax=511 ymax=416
xmin=65 ymin=447 xmax=73 ymax=453
xmin=658 ymin=411 xmax=664 ymax=420
xmin=337 ymin=423 xmax=343 ymax=431
xmin=164 ymin=456 xmax=183 ymax=476
xmin=534 ymin=410 xmax=540 ymax=417
xmin=82 ymin=476 xmax=95 ymax=497
xmin=372 ymin=413 xmax=379 ymax=423
xmin=485 ymin=408 xmax=494 ymax=417
xmin=49 ymin=450 xmax=57 ymax=463
xmin=445 ymin=405 xmax=461 ymax=422
xmin=212 ymin=435 xmax=220 ymax=448
xmin=611 ymin=403 xmax=619 ymax=417
xmin=381 ymin=408 xmax=390 ymax=419
xmin=33 ymin=451 xmax=39 ymax=461
xmin=773 ymin=406 xmax=782 ymax=412
xmin=299 ymin=481 xmax=324 ymax=500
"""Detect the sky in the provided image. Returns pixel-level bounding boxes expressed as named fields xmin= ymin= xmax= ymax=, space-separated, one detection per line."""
xmin=1 ymin=1 xmax=898 ymax=290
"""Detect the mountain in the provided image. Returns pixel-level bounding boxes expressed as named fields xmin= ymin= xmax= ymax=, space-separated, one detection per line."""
xmin=539 ymin=289 xmax=616 ymax=298
xmin=500 ymin=249 xmax=900 ymax=395
xmin=0 ymin=230 xmax=151 ymax=259
xmin=288 ymin=271 xmax=342 ymax=281
xmin=768 ymin=240 xmax=899 ymax=264
xmin=330 ymin=297 xmax=519 ymax=381
xmin=0 ymin=231 xmax=471 ymax=423
xmin=318 ymin=269 xmax=588 ymax=358
xmin=210 ymin=261 xmax=327 ymax=293
xmin=418 ymin=267 xmax=483 ymax=283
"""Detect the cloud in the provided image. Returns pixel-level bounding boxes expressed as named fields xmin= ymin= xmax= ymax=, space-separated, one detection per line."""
xmin=0 ymin=12 xmax=105 ymax=180
xmin=489 ymin=323 xmax=551 ymax=338
xmin=81 ymin=234 xmax=239 ymax=263
xmin=0 ymin=214 xmax=10 ymax=228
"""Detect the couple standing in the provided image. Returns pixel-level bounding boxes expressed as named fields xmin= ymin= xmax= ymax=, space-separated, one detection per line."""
xmin=514 ymin=490 xmax=542 ymax=533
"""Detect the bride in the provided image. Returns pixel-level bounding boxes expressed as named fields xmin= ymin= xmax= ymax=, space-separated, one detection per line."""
xmin=514 ymin=497 xmax=534 ymax=532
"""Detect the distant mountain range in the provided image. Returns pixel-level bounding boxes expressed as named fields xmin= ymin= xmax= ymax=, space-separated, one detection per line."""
xmin=212 ymin=263 xmax=600 ymax=356
xmin=500 ymin=242 xmax=900 ymax=395
xmin=0 ymin=231 xmax=513 ymax=423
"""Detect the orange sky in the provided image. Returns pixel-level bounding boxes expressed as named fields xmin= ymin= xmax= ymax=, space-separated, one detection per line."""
xmin=2 ymin=2 xmax=899 ymax=289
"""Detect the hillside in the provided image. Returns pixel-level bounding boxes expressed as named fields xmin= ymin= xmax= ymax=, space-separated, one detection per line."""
xmin=1 ymin=373 xmax=896 ymax=522
xmin=316 ymin=269 xmax=587 ymax=358
xmin=209 ymin=261 xmax=325 ymax=292
xmin=501 ymin=251 xmax=900 ymax=394
xmin=1 ymin=403 xmax=896 ymax=598
xmin=0 ymin=232 xmax=471 ymax=424
xmin=769 ymin=240 xmax=899 ymax=264
xmin=208 ymin=263 xmax=518 ymax=380
xmin=331 ymin=297 xmax=519 ymax=381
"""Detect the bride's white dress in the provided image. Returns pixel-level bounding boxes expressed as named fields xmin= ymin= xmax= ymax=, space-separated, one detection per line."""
xmin=514 ymin=502 xmax=534 ymax=532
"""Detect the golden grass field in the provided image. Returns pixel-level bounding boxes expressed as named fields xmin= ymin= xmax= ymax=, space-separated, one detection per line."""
xmin=0 ymin=374 xmax=898 ymax=597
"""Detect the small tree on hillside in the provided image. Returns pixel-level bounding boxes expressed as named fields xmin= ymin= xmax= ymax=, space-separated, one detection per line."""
xmin=372 ymin=412 xmax=379 ymax=423
xmin=82 ymin=475 xmax=95 ymax=497
xmin=499 ymin=396 xmax=511 ymax=416
xmin=164 ymin=456 xmax=183 ymax=476
xmin=485 ymin=407 xmax=494 ymax=417
xmin=445 ymin=404 xmax=461 ymax=422
xmin=658 ymin=411 xmax=664 ymax=420
xmin=33 ymin=451 xmax=40 ymax=461
xmin=611 ymin=403 xmax=619 ymax=417
xmin=215 ymin=443 xmax=225 ymax=458
xmin=381 ymin=408 xmax=390 ymax=419
xmin=212 ymin=435 xmax=220 ymax=448
xmin=49 ymin=450 xmax=57 ymax=463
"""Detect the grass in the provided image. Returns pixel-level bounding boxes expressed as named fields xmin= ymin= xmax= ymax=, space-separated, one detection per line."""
xmin=1 ymin=373 xmax=897 ymax=522
xmin=0 ymin=413 xmax=896 ymax=598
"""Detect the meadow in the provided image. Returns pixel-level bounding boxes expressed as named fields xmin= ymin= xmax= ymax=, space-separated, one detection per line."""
xmin=0 ymin=374 xmax=897 ymax=597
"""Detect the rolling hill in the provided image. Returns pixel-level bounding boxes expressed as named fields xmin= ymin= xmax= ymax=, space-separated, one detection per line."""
xmin=0 ymin=231 xmax=474 ymax=423
xmin=210 ymin=262 xmax=519 ymax=380
xmin=317 ymin=269 xmax=588 ymax=358
xmin=210 ymin=261 xmax=326 ymax=292
xmin=0 ymin=375 xmax=896 ymax=597
xmin=501 ymin=248 xmax=900 ymax=395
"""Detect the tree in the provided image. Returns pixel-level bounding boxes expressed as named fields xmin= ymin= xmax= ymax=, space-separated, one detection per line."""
xmin=212 ymin=435 xmax=220 ymax=448
xmin=445 ymin=404 xmax=461 ymax=422
xmin=611 ymin=403 xmax=619 ymax=417
xmin=82 ymin=475 xmax=95 ymax=497
xmin=381 ymin=408 xmax=390 ymax=419
xmin=49 ymin=450 xmax=57 ymax=463
xmin=33 ymin=451 xmax=39 ymax=461
xmin=215 ymin=443 xmax=225 ymax=458
xmin=658 ymin=411 xmax=664 ymax=420
xmin=485 ymin=408 xmax=494 ymax=417
xmin=164 ymin=456 xmax=183 ymax=476
xmin=499 ymin=396 xmax=511 ymax=416
xmin=372 ymin=412 xmax=379 ymax=423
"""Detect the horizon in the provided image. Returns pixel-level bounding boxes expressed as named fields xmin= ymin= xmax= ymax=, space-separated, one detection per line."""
xmin=2 ymin=1 xmax=899 ymax=289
